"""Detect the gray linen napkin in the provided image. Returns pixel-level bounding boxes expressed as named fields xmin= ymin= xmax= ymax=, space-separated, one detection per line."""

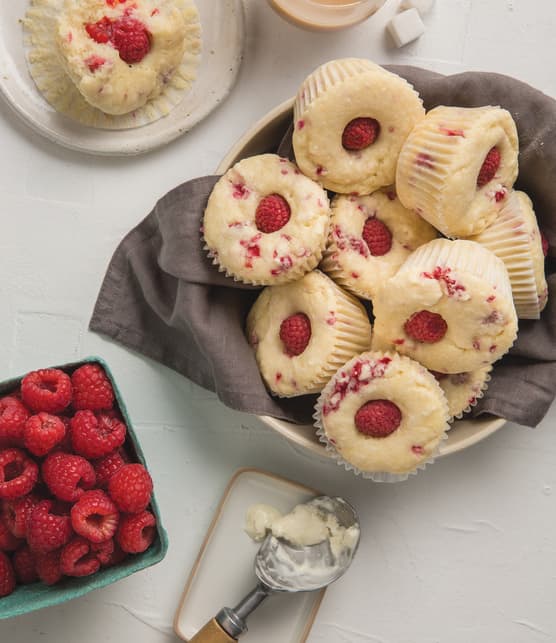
xmin=90 ymin=66 xmax=556 ymax=427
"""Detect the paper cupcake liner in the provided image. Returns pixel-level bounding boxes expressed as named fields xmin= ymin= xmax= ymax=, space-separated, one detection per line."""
xmin=23 ymin=0 xmax=201 ymax=130
xmin=313 ymin=352 xmax=449 ymax=482
xmin=437 ymin=368 xmax=492 ymax=422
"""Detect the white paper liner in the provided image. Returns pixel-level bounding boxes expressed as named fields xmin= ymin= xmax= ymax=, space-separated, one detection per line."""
xmin=23 ymin=0 xmax=201 ymax=130
xmin=438 ymin=368 xmax=492 ymax=422
xmin=313 ymin=351 xmax=449 ymax=483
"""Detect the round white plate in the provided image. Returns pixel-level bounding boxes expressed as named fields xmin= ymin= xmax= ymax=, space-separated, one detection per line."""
xmin=0 ymin=0 xmax=245 ymax=156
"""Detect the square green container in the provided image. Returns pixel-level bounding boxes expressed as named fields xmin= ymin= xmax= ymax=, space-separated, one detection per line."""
xmin=0 ymin=356 xmax=169 ymax=619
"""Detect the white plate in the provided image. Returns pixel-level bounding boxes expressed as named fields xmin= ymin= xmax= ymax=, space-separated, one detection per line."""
xmin=174 ymin=468 xmax=325 ymax=643
xmin=0 ymin=0 xmax=245 ymax=156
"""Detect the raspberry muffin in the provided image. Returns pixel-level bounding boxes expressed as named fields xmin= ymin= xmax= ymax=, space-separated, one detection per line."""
xmin=396 ymin=106 xmax=519 ymax=237
xmin=204 ymin=155 xmax=331 ymax=286
xmin=320 ymin=188 xmax=437 ymax=300
xmin=371 ymin=239 xmax=518 ymax=373
xmin=246 ymin=270 xmax=372 ymax=397
xmin=293 ymin=58 xmax=425 ymax=195
xmin=432 ymin=367 xmax=491 ymax=420
xmin=315 ymin=351 xmax=449 ymax=481
xmin=464 ymin=191 xmax=548 ymax=319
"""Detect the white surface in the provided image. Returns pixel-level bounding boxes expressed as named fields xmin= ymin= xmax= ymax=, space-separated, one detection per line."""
xmin=175 ymin=469 xmax=323 ymax=642
xmin=0 ymin=0 xmax=244 ymax=155
xmin=387 ymin=9 xmax=426 ymax=48
xmin=400 ymin=0 xmax=435 ymax=17
xmin=0 ymin=1 xmax=555 ymax=642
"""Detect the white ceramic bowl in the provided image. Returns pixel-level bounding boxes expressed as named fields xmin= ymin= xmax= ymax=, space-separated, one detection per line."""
xmin=216 ymin=98 xmax=506 ymax=460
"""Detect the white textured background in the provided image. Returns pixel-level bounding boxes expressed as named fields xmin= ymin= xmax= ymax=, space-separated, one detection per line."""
xmin=1 ymin=1 xmax=555 ymax=641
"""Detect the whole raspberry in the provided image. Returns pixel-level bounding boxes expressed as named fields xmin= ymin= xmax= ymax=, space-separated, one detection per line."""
xmin=0 ymin=514 xmax=22 ymax=551
xmin=255 ymin=194 xmax=291 ymax=233
xmin=2 ymin=493 xmax=40 ymax=538
xmin=71 ymin=410 xmax=126 ymax=459
xmin=21 ymin=368 xmax=72 ymax=414
xmin=404 ymin=310 xmax=448 ymax=343
xmin=541 ymin=231 xmax=549 ymax=257
xmin=71 ymin=490 xmax=119 ymax=543
xmin=23 ymin=412 xmax=66 ymax=457
xmin=117 ymin=510 xmax=156 ymax=554
xmin=0 ymin=448 xmax=39 ymax=499
xmin=279 ymin=313 xmax=311 ymax=357
xmin=27 ymin=500 xmax=73 ymax=553
xmin=35 ymin=549 xmax=62 ymax=585
xmin=0 ymin=396 xmax=30 ymax=446
xmin=477 ymin=147 xmax=501 ymax=188
xmin=72 ymin=364 xmax=115 ymax=411
xmin=0 ymin=551 xmax=15 ymax=597
xmin=354 ymin=400 xmax=402 ymax=438
xmin=13 ymin=545 xmax=38 ymax=584
xmin=85 ymin=16 xmax=113 ymax=44
xmin=60 ymin=537 xmax=101 ymax=577
xmin=112 ymin=17 xmax=151 ymax=64
xmin=108 ymin=463 xmax=153 ymax=514
xmin=93 ymin=449 xmax=129 ymax=488
xmin=104 ymin=541 xmax=128 ymax=567
xmin=92 ymin=539 xmax=115 ymax=566
xmin=342 ymin=117 xmax=380 ymax=151
xmin=362 ymin=218 xmax=393 ymax=256
xmin=42 ymin=452 xmax=96 ymax=502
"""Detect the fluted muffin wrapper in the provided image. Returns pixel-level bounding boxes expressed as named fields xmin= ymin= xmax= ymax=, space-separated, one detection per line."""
xmin=320 ymin=243 xmax=374 ymax=302
xmin=445 ymin=369 xmax=491 ymax=422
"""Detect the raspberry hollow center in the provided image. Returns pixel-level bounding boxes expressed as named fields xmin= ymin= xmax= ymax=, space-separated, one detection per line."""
xmin=354 ymin=400 xmax=402 ymax=438
xmin=255 ymin=194 xmax=291 ymax=233
xmin=342 ymin=118 xmax=380 ymax=151
xmin=477 ymin=147 xmax=501 ymax=188
xmin=362 ymin=217 xmax=392 ymax=256
xmin=404 ymin=310 xmax=448 ymax=343
xmin=279 ymin=313 xmax=311 ymax=356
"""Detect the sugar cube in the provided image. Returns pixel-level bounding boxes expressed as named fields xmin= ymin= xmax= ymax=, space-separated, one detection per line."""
xmin=387 ymin=9 xmax=426 ymax=48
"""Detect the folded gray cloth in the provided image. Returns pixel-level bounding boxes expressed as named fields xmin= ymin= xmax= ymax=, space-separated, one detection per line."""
xmin=90 ymin=66 xmax=556 ymax=428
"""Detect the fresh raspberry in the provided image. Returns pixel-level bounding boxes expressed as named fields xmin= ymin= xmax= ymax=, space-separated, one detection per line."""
xmin=108 ymin=464 xmax=153 ymax=514
xmin=0 ymin=396 xmax=30 ymax=446
xmin=0 ymin=551 xmax=15 ymax=597
xmin=42 ymin=452 xmax=96 ymax=502
xmin=21 ymin=369 xmax=72 ymax=414
xmin=404 ymin=310 xmax=448 ymax=343
xmin=354 ymin=400 xmax=402 ymax=438
xmin=85 ymin=16 xmax=113 ymax=44
xmin=362 ymin=218 xmax=393 ymax=256
xmin=255 ymin=194 xmax=291 ymax=233
xmin=0 ymin=448 xmax=39 ymax=499
xmin=85 ymin=55 xmax=107 ymax=73
xmin=0 ymin=515 xmax=22 ymax=551
xmin=104 ymin=541 xmax=128 ymax=567
xmin=60 ymin=537 xmax=101 ymax=577
xmin=12 ymin=545 xmax=38 ymax=584
xmin=117 ymin=510 xmax=156 ymax=554
xmin=477 ymin=147 xmax=501 ymax=188
xmin=71 ymin=490 xmax=119 ymax=543
xmin=93 ymin=449 xmax=129 ymax=488
xmin=279 ymin=313 xmax=311 ymax=357
xmin=92 ymin=538 xmax=115 ymax=566
xmin=35 ymin=549 xmax=62 ymax=585
xmin=2 ymin=493 xmax=40 ymax=538
xmin=23 ymin=412 xmax=66 ymax=457
xmin=72 ymin=364 xmax=115 ymax=411
xmin=71 ymin=410 xmax=126 ymax=459
xmin=27 ymin=500 xmax=73 ymax=553
xmin=342 ymin=117 xmax=380 ymax=151
xmin=541 ymin=231 xmax=549 ymax=257
xmin=112 ymin=17 xmax=151 ymax=64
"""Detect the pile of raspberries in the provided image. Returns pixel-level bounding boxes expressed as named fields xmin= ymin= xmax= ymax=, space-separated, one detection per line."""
xmin=0 ymin=363 xmax=157 ymax=597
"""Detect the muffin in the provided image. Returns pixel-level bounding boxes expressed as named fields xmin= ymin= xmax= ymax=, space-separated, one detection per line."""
xmin=315 ymin=351 xmax=449 ymax=481
xmin=293 ymin=58 xmax=425 ymax=195
xmin=320 ymin=188 xmax=437 ymax=300
xmin=396 ymin=106 xmax=519 ymax=237
xmin=204 ymin=154 xmax=331 ymax=286
xmin=371 ymin=239 xmax=518 ymax=373
xmin=246 ymin=270 xmax=372 ymax=397
xmin=432 ymin=367 xmax=491 ymax=420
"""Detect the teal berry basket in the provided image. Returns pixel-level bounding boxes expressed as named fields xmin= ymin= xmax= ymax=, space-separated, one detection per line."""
xmin=0 ymin=356 xmax=169 ymax=619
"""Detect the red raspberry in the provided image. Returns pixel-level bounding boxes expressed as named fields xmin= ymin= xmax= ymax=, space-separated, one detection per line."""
xmin=93 ymin=449 xmax=129 ymax=488
xmin=104 ymin=541 xmax=128 ymax=567
xmin=60 ymin=537 xmax=101 ymax=577
xmin=27 ymin=500 xmax=73 ymax=553
xmin=85 ymin=16 xmax=113 ymax=44
xmin=2 ymin=493 xmax=40 ymax=538
xmin=477 ymin=147 xmax=501 ymax=188
xmin=35 ymin=549 xmax=62 ymax=585
xmin=0 ymin=396 xmax=29 ymax=446
xmin=541 ymin=231 xmax=549 ymax=257
xmin=112 ymin=17 xmax=151 ymax=64
xmin=0 ymin=551 xmax=15 ymax=597
xmin=404 ymin=310 xmax=448 ymax=343
xmin=42 ymin=452 xmax=96 ymax=502
xmin=71 ymin=410 xmax=126 ymax=459
xmin=0 ymin=514 xmax=22 ymax=551
xmin=92 ymin=538 xmax=115 ymax=566
xmin=279 ymin=313 xmax=311 ymax=357
xmin=342 ymin=117 xmax=380 ymax=151
xmin=117 ymin=510 xmax=156 ymax=554
xmin=362 ymin=218 xmax=393 ymax=256
xmin=354 ymin=400 xmax=402 ymax=438
xmin=85 ymin=55 xmax=106 ymax=73
xmin=108 ymin=464 xmax=153 ymax=514
xmin=23 ymin=412 xmax=66 ymax=457
xmin=21 ymin=368 xmax=72 ymax=414
xmin=13 ymin=545 xmax=38 ymax=584
xmin=71 ymin=490 xmax=119 ymax=543
xmin=72 ymin=364 xmax=115 ymax=411
xmin=255 ymin=194 xmax=291 ymax=233
xmin=0 ymin=448 xmax=39 ymax=499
